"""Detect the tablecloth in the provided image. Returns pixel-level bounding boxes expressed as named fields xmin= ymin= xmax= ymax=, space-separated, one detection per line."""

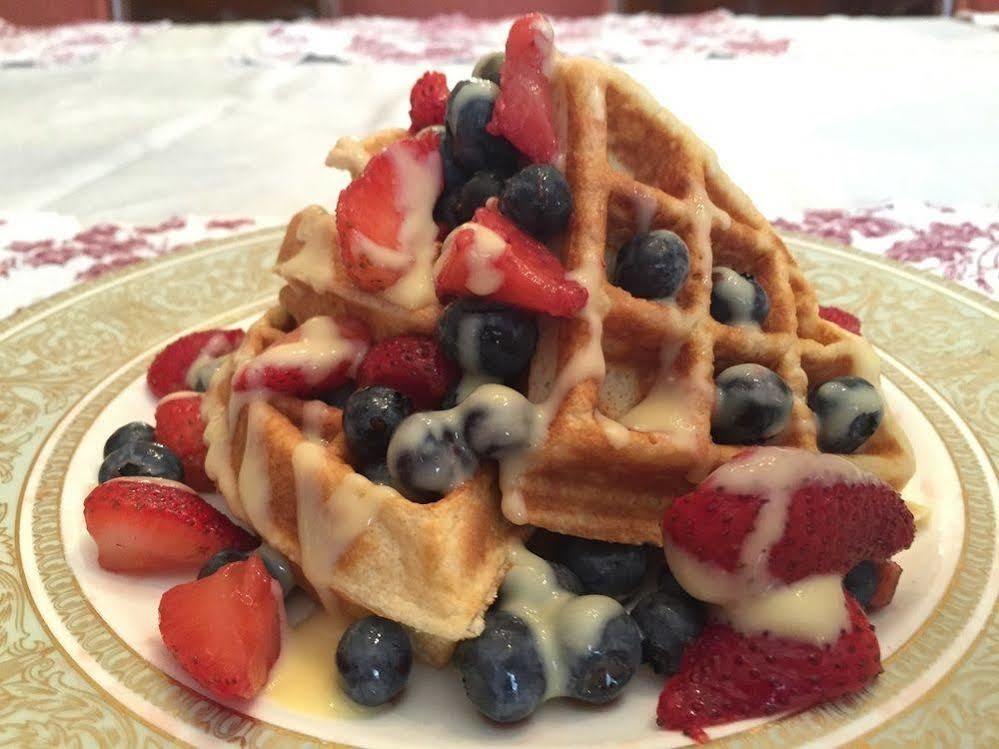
xmin=1 ymin=12 xmax=997 ymax=319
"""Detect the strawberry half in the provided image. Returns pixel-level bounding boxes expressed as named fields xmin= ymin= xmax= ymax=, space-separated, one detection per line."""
xmin=232 ymin=316 xmax=370 ymax=397
xmin=409 ymin=71 xmax=449 ymax=133
xmin=357 ymin=334 xmax=459 ymax=410
xmin=487 ymin=13 xmax=559 ymax=164
xmin=83 ymin=478 xmax=256 ymax=573
xmin=155 ymin=393 xmax=213 ymax=492
xmin=435 ymin=207 xmax=587 ymax=317
xmin=159 ymin=556 xmax=281 ymax=700
xmin=819 ymin=305 xmax=862 ymax=335
xmin=657 ymin=594 xmax=881 ymax=742
xmin=147 ymin=329 xmax=244 ymax=399
xmin=336 ymin=129 xmax=443 ymax=292
xmin=663 ymin=449 xmax=915 ymax=595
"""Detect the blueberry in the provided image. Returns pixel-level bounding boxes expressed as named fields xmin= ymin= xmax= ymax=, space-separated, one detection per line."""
xmin=454 ymin=171 xmax=506 ymax=225
xmin=657 ymin=564 xmax=690 ymax=599
xmin=808 ymin=376 xmax=884 ymax=454
xmin=439 ymin=130 xmax=469 ymax=192
xmin=711 ymin=363 xmax=792 ymax=445
xmin=446 ymin=79 xmax=518 ymax=174
xmin=561 ymin=538 xmax=646 ymax=598
xmin=198 ymin=548 xmax=249 ymax=579
xmin=434 ymin=187 xmax=464 ymax=229
xmin=103 ymin=422 xmax=155 ymax=458
xmin=360 ymin=461 xmax=438 ymax=504
xmin=551 ymin=562 xmax=585 ymax=595
xmin=710 ymin=267 xmax=769 ymax=326
xmin=499 ymin=165 xmax=573 ymax=239
xmin=454 ymin=610 xmax=546 ymax=722
xmin=256 ymin=544 xmax=296 ymax=597
xmin=387 ymin=413 xmax=478 ymax=496
xmin=336 ymin=616 xmax=412 ymax=707
xmin=343 ymin=386 xmax=413 ymax=465
xmin=322 ymin=381 xmax=357 ymax=409
xmin=472 ymin=52 xmax=505 ymax=85
xmin=612 ymin=230 xmax=690 ymax=300
xmin=98 ymin=441 xmax=184 ymax=484
xmin=844 ymin=560 xmax=878 ymax=609
xmin=630 ymin=591 xmax=706 ymax=675
xmin=462 ymin=384 xmax=536 ymax=458
xmin=564 ymin=609 xmax=642 ymax=704
xmin=438 ymin=299 xmax=538 ymax=381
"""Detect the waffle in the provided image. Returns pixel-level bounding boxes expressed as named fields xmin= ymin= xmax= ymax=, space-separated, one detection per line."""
xmin=499 ymin=57 xmax=914 ymax=546
xmin=202 ymin=306 xmax=518 ymax=666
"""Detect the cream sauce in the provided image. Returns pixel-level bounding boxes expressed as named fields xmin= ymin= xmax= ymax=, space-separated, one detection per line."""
xmin=617 ymin=344 xmax=698 ymax=448
xmin=435 ymin=223 xmax=508 ymax=297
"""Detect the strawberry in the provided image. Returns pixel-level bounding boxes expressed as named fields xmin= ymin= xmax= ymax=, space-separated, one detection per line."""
xmin=83 ymin=478 xmax=256 ymax=573
xmin=487 ymin=13 xmax=559 ymax=164
xmin=159 ymin=556 xmax=281 ymax=700
xmin=336 ymin=129 xmax=443 ymax=292
xmin=357 ymin=334 xmax=459 ymax=410
xmin=155 ymin=393 xmax=212 ymax=492
xmin=232 ymin=316 xmax=370 ymax=397
xmin=409 ymin=71 xmax=449 ymax=133
xmin=819 ymin=305 xmax=862 ymax=335
xmin=868 ymin=559 xmax=903 ymax=611
xmin=435 ymin=207 xmax=587 ymax=317
xmin=147 ymin=329 xmax=244 ymax=399
xmin=657 ymin=594 xmax=881 ymax=742
xmin=663 ymin=448 xmax=915 ymax=590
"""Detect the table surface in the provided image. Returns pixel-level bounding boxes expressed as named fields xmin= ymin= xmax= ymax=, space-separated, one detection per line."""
xmin=1 ymin=12 xmax=997 ymax=318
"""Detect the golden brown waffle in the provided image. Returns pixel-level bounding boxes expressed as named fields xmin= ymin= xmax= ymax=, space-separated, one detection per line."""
xmin=501 ymin=57 xmax=914 ymax=546
xmin=202 ymin=306 xmax=518 ymax=666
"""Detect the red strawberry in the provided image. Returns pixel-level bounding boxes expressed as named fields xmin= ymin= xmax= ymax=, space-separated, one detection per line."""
xmin=336 ymin=129 xmax=443 ymax=292
xmin=155 ymin=393 xmax=212 ymax=492
xmin=662 ymin=448 xmax=914 ymax=592
xmin=657 ymin=594 xmax=881 ymax=742
xmin=868 ymin=559 xmax=903 ymax=611
xmin=159 ymin=556 xmax=281 ymax=700
xmin=819 ymin=305 xmax=862 ymax=335
xmin=435 ymin=207 xmax=587 ymax=317
xmin=357 ymin=335 xmax=459 ymax=410
xmin=147 ymin=329 xmax=244 ymax=399
xmin=232 ymin=316 xmax=370 ymax=397
xmin=83 ymin=479 xmax=256 ymax=573
xmin=409 ymin=71 xmax=449 ymax=133
xmin=487 ymin=13 xmax=559 ymax=164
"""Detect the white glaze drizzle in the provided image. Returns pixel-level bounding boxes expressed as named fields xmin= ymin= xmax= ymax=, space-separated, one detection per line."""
xmin=435 ymin=223 xmax=508 ymax=297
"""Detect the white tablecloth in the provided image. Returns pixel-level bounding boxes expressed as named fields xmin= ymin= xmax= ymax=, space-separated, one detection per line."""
xmin=1 ymin=13 xmax=997 ymax=318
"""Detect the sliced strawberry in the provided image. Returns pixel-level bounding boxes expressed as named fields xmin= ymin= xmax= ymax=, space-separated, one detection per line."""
xmin=336 ymin=129 xmax=443 ymax=292
xmin=159 ymin=556 xmax=281 ymax=700
xmin=662 ymin=448 xmax=914 ymax=591
xmin=147 ymin=329 xmax=244 ymax=399
xmin=357 ymin=335 xmax=459 ymax=410
xmin=155 ymin=393 xmax=213 ymax=492
xmin=657 ymin=594 xmax=881 ymax=742
xmin=83 ymin=479 xmax=256 ymax=573
xmin=487 ymin=13 xmax=559 ymax=164
xmin=409 ymin=71 xmax=449 ymax=133
xmin=868 ymin=559 xmax=903 ymax=611
xmin=819 ymin=305 xmax=862 ymax=335
xmin=435 ymin=207 xmax=587 ymax=317
xmin=232 ymin=316 xmax=370 ymax=397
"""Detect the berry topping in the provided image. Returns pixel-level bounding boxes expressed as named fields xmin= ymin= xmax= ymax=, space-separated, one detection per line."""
xmin=103 ymin=421 xmax=155 ymax=458
xmin=710 ymin=267 xmax=769 ymax=326
xmin=808 ymin=376 xmax=884 ymax=454
xmin=198 ymin=548 xmax=248 ymax=579
xmin=499 ymin=164 xmax=573 ymax=239
xmin=462 ymin=384 xmax=536 ymax=458
xmin=343 ymin=386 xmax=414 ymax=464
xmin=453 ymin=170 xmax=507 ymax=226
xmin=549 ymin=561 xmax=585 ymax=595
xmin=867 ymin=559 xmax=903 ymax=611
xmin=336 ymin=128 xmax=443 ymax=292
xmin=487 ymin=13 xmax=559 ymax=164
xmin=147 ymin=329 xmax=244 ymax=399
xmin=356 ymin=335 xmax=459 ymax=410
xmin=560 ymin=537 xmax=647 ymax=598
xmin=711 ymin=363 xmax=792 ymax=444
xmin=435 ymin=207 xmax=587 ymax=317
xmin=387 ymin=412 xmax=478 ymax=498
xmin=630 ymin=591 xmax=706 ymax=675
xmin=656 ymin=594 xmax=881 ymax=742
xmin=321 ymin=381 xmax=357 ymax=409
xmin=612 ymin=230 xmax=690 ymax=300
xmin=438 ymin=298 xmax=538 ymax=381
xmin=155 ymin=393 xmax=213 ymax=492
xmin=336 ymin=616 xmax=413 ymax=707
xmin=360 ymin=460 xmax=437 ymax=504
xmin=565 ymin=610 xmax=642 ymax=705
xmin=408 ymin=71 xmax=449 ymax=133
xmin=471 ymin=51 xmax=504 ymax=85
xmin=846 ymin=559 xmax=903 ymax=612
xmin=232 ymin=316 xmax=370 ymax=398
xmin=159 ymin=556 xmax=281 ymax=700
xmin=446 ymin=79 xmax=518 ymax=174
xmin=819 ymin=305 xmax=862 ymax=335
xmin=84 ymin=478 xmax=256 ymax=573
xmin=99 ymin=441 xmax=184 ymax=484
xmin=256 ymin=544 xmax=297 ymax=597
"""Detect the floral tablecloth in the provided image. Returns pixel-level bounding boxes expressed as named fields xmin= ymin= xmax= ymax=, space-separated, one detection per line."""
xmin=1 ymin=12 xmax=996 ymax=318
